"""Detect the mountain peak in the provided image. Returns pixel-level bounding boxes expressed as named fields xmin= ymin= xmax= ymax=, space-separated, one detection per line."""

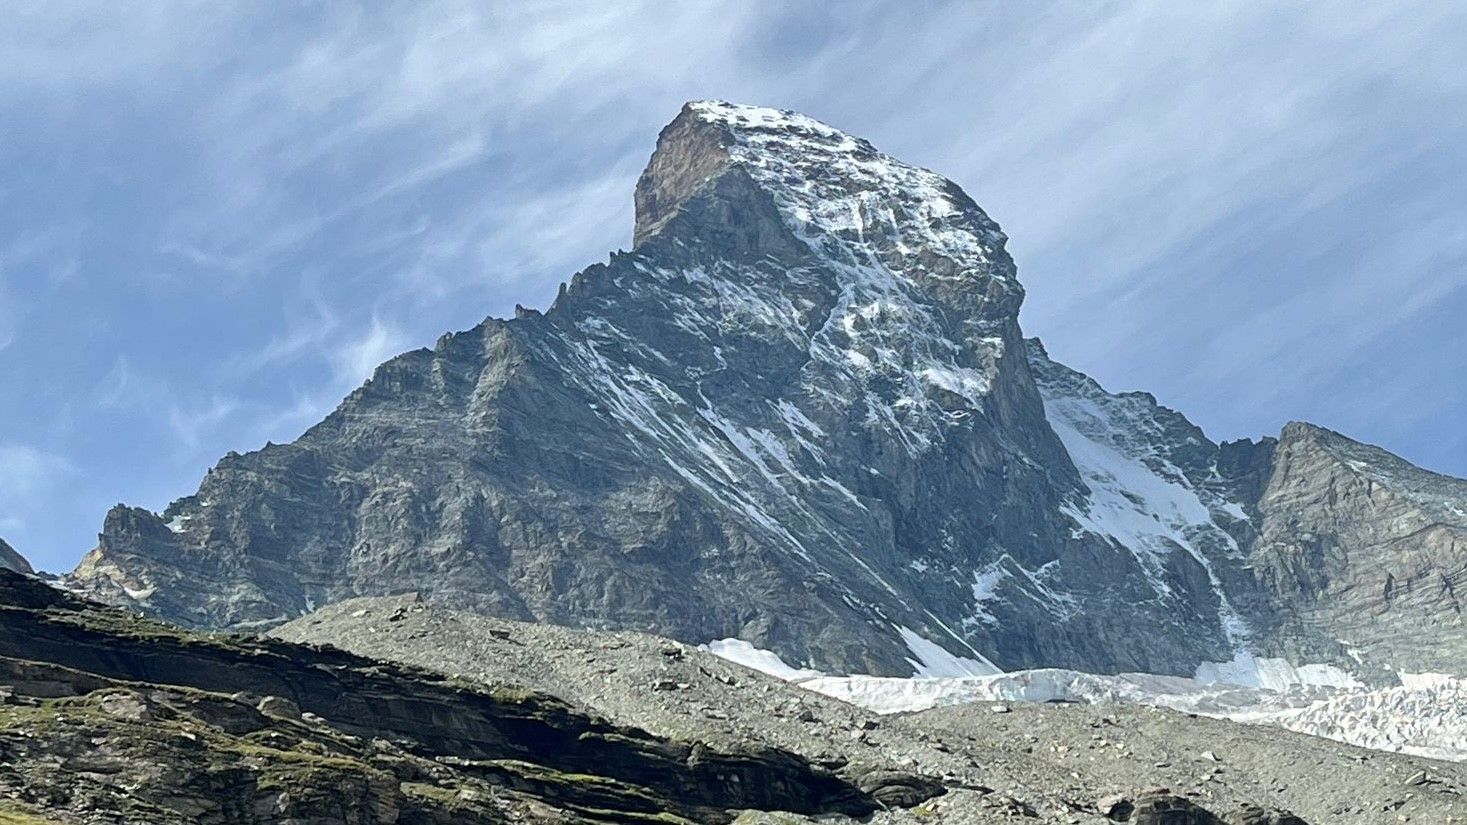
xmin=685 ymin=100 xmax=870 ymax=146
xmin=1280 ymin=420 xmax=1331 ymax=439
xmin=633 ymin=101 xmax=1021 ymax=316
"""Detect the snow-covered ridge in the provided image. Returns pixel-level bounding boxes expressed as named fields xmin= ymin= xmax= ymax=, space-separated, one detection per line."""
xmin=687 ymin=100 xmax=1016 ymax=297
xmin=1046 ymin=393 xmax=1247 ymax=638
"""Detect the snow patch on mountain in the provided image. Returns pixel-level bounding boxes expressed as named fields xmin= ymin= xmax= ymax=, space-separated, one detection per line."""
xmin=1046 ymin=395 xmax=1248 ymax=642
xmin=969 ymin=566 xmax=1007 ymax=624
xmin=897 ymin=625 xmax=1002 ymax=677
xmin=701 ymin=638 xmax=823 ymax=681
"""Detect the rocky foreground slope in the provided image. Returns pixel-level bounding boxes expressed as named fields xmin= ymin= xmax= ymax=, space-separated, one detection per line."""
xmin=0 ymin=569 xmax=895 ymax=824
xmin=275 ymin=595 xmax=1467 ymax=825
xmin=65 ymin=101 xmax=1467 ymax=684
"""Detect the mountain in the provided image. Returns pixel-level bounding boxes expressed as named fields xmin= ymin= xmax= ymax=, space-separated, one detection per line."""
xmin=1027 ymin=345 xmax=1467 ymax=681
xmin=0 ymin=538 xmax=31 ymax=575
xmin=65 ymin=102 xmax=1467 ymax=683
xmin=1246 ymin=422 xmax=1467 ymax=677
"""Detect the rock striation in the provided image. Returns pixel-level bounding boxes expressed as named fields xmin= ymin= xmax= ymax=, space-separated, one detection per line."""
xmin=1246 ymin=422 xmax=1467 ymax=676
xmin=63 ymin=102 xmax=1467 ymax=683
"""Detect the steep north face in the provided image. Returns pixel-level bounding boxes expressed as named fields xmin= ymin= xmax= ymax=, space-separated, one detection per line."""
xmin=66 ymin=102 xmax=1467 ymax=681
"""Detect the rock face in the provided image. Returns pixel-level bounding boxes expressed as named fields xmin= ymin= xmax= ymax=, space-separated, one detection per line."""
xmin=0 ymin=538 xmax=31 ymax=575
xmin=0 ymin=569 xmax=882 ymax=824
xmin=64 ymin=101 xmax=1467 ymax=682
xmin=1246 ymin=422 xmax=1467 ymax=676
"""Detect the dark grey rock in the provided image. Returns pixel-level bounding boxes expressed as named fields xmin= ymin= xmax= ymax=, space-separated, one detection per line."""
xmin=854 ymin=769 xmax=946 ymax=808
xmin=1224 ymin=803 xmax=1309 ymax=825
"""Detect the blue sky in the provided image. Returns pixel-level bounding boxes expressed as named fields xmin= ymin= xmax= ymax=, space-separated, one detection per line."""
xmin=3 ymin=2 xmax=1465 ymax=572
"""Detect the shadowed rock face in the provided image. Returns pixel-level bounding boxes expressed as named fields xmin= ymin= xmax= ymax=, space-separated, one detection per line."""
xmin=62 ymin=102 xmax=1467 ymax=682
xmin=0 ymin=569 xmax=883 ymax=824
xmin=0 ymin=539 xmax=30 ymax=575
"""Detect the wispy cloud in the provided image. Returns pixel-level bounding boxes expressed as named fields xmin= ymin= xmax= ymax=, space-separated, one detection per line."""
xmin=0 ymin=445 xmax=75 ymax=535
xmin=0 ymin=444 xmax=73 ymax=496
xmin=1 ymin=1 xmax=1464 ymax=571
xmin=332 ymin=315 xmax=411 ymax=389
xmin=166 ymin=396 xmax=243 ymax=452
xmin=0 ymin=229 xmax=77 ymax=351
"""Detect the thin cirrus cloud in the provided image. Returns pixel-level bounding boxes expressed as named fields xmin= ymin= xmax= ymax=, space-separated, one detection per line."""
xmin=0 ymin=1 xmax=1463 ymax=571
xmin=0 ymin=445 xmax=74 ymax=536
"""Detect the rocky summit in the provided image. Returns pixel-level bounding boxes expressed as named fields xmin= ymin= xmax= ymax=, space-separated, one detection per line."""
xmin=66 ymin=102 xmax=1467 ymax=684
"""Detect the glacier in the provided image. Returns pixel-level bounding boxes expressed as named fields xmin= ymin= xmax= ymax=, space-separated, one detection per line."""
xmin=708 ymin=640 xmax=1467 ymax=762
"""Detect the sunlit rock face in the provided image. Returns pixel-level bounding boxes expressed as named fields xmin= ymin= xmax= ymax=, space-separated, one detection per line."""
xmin=1245 ymin=422 xmax=1467 ymax=677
